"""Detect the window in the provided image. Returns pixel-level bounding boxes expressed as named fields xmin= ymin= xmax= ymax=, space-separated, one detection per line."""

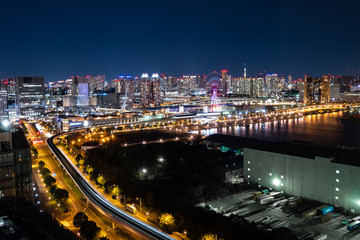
xmin=247 ymin=161 xmax=250 ymax=164
xmin=335 ymin=188 xmax=339 ymax=192
xmin=336 ymin=170 xmax=340 ymax=174
xmin=258 ymin=178 xmax=261 ymax=181
xmin=247 ymin=175 xmax=250 ymax=178
xmin=269 ymin=173 xmax=272 ymax=176
xmin=335 ymin=196 xmax=339 ymax=200
xmin=336 ymin=179 xmax=339 ymax=183
xmin=281 ymin=183 xmax=284 ymax=186
xmin=247 ymin=168 xmax=250 ymax=171
xmin=281 ymin=175 xmax=284 ymax=179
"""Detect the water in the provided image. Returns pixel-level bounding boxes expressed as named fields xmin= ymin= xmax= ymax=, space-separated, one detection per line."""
xmin=196 ymin=112 xmax=360 ymax=147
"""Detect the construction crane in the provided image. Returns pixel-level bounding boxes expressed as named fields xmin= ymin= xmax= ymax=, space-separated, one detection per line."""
xmin=120 ymin=82 xmax=130 ymax=111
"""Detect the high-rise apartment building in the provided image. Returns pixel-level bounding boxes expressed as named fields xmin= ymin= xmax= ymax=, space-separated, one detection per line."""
xmin=14 ymin=77 xmax=45 ymax=116
xmin=303 ymin=75 xmax=330 ymax=104
xmin=140 ymin=73 xmax=161 ymax=107
xmin=0 ymin=80 xmax=8 ymax=118
xmin=0 ymin=126 xmax=32 ymax=200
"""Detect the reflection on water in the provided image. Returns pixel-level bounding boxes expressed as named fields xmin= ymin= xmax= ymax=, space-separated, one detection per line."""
xmin=197 ymin=112 xmax=360 ymax=147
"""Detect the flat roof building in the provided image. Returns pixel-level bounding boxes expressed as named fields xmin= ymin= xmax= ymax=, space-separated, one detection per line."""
xmin=244 ymin=140 xmax=360 ymax=213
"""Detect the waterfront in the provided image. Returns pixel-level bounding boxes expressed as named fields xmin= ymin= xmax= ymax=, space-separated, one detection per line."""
xmin=198 ymin=112 xmax=360 ymax=147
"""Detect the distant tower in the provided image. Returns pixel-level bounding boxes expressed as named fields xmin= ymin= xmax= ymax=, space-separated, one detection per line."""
xmin=244 ymin=63 xmax=247 ymax=79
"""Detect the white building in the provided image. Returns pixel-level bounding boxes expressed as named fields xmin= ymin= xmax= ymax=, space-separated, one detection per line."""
xmin=244 ymin=142 xmax=360 ymax=213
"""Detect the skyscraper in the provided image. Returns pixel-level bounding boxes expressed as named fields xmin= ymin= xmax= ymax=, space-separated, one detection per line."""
xmin=71 ymin=76 xmax=89 ymax=107
xmin=303 ymin=75 xmax=330 ymax=104
xmin=140 ymin=73 xmax=161 ymax=107
xmin=14 ymin=77 xmax=45 ymax=116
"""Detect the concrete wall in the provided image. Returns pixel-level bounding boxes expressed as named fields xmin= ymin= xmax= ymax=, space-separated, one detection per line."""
xmin=244 ymin=148 xmax=360 ymax=213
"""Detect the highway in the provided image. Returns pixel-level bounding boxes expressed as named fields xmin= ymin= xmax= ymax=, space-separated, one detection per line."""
xmin=47 ymin=133 xmax=175 ymax=240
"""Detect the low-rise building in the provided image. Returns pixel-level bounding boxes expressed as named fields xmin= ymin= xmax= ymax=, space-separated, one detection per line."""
xmin=244 ymin=141 xmax=360 ymax=213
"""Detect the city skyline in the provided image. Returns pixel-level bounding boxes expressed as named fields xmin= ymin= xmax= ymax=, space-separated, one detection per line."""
xmin=1 ymin=0 xmax=360 ymax=82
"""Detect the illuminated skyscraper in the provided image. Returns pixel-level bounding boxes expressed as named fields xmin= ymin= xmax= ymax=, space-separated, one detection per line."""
xmin=140 ymin=73 xmax=161 ymax=107
xmin=14 ymin=77 xmax=45 ymax=116
xmin=71 ymin=76 xmax=89 ymax=107
xmin=303 ymin=75 xmax=330 ymax=104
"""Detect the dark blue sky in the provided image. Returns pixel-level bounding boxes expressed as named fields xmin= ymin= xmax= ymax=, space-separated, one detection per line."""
xmin=1 ymin=0 xmax=359 ymax=82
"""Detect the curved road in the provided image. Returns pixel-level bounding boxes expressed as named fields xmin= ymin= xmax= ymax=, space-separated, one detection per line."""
xmin=47 ymin=133 xmax=175 ymax=240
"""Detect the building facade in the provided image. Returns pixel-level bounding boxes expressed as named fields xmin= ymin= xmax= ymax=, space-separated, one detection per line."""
xmin=0 ymin=128 xmax=32 ymax=200
xmin=303 ymin=75 xmax=330 ymax=104
xmin=139 ymin=73 xmax=161 ymax=107
xmin=14 ymin=77 xmax=45 ymax=116
xmin=244 ymin=142 xmax=360 ymax=213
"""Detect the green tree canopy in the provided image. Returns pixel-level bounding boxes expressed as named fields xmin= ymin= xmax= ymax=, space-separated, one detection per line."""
xmin=44 ymin=175 xmax=56 ymax=186
xmin=54 ymin=188 xmax=69 ymax=202
xmin=73 ymin=212 xmax=88 ymax=228
xmin=80 ymin=220 xmax=100 ymax=240
xmin=38 ymin=161 xmax=45 ymax=170
xmin=41 ymin=167 xmax=51 ymax=176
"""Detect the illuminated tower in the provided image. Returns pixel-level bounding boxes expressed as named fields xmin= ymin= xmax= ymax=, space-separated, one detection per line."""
xmin=244 ymin=62 xmax=247 ymax=79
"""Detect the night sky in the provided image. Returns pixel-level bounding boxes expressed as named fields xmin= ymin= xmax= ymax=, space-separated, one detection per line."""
xmin=1 ymin=0 xmax=360 ymax=82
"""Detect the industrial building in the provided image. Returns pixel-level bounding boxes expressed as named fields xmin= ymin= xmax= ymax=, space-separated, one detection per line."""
xmin=244 ymin=141 xmax=360 ymax=213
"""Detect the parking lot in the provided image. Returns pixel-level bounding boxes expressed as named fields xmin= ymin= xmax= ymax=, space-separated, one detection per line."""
xmin=201 ymin=190 xmax=360 ymax=239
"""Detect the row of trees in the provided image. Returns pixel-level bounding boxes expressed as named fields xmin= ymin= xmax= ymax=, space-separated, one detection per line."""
xmin=38 ymin=161 xmax=69 ymax=210
xmin=72 ymin=212 xmax=107 ymax=240
xmin=82 ymin=135 xmax=297 ymax=239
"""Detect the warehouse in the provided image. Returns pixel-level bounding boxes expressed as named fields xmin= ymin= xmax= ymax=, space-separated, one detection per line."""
xmin=244 ymin=141 xmax=360 ymax=213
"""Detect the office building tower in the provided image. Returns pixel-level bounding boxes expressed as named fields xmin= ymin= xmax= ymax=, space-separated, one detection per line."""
xmin=71 ymin=76 xmax=89 ymax=107
xmin=14 ymin=77 xmax=45 ymax=116
xmin=303 ymin=75 xmax=330 ymax=104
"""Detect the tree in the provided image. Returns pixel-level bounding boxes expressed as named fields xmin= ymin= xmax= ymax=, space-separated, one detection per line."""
xmin=98 ymin=237 xmax=109 ymax=240
xmin=97 ymin=175 xmax=106 ymax=187
xmin=75 ymin=154 xmax=84 ymax=162
xmin=41 ymin=167 xmax=51 ymax=176
xmin=54 ymin=188 xmax=69 ymax=202
xmin=32 ymin=147 xmax=38 ymax=159
xmin=38 ymin=161 xmax=45 ymax=170
xmin=112 ymin=186 xmax=120 ymax=197
xmin=159 ymin=213 xmax=175 ymax=233
xmin=73 ymin=212 xmax=88 ymax=228
xmin=50 ymin=185 xmax=58 ymax=195
xmin=44 ymin=175 xmax=56 ymax=186
xmin=79 ymin=220 xmax=100 ymax=240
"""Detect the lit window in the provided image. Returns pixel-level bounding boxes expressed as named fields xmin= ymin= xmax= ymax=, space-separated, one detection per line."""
xmin=335 ymin=188 xmax=339 ymax=191
xmin=281 ymin=183 xmax=284 ymax=186
xmin=269 ymin=173 xmax=272 ymax=176
xmin=258 ymin=178 xmax=261 ymax=181
xmin=247 ymin=175 xmax=250 ymax=178
xmin=335 ymin=196 xmax=339 ymax=200
xmin=336 ymin=179 xmax=339 ymax=183
xmin=281 ymin=175 xmax=284 ymax=179
xmin=336 ymin=170 xmax=340 ymax=174
xmin=248 ymin=161 xmax=250 ymax=164
xmin=258 ymin=185 xmax=261 ymax=188
xmin=248 ymin=168 xmax=250 ymax=171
